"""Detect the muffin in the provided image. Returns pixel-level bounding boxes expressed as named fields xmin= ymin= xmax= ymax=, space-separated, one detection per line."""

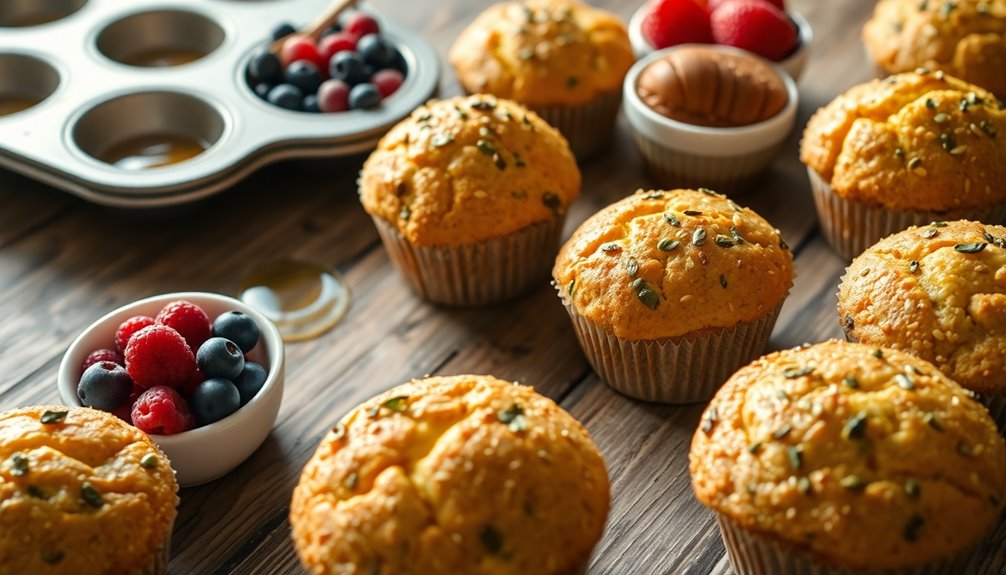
xmin=801 ymin=70 xmax=1006 ymax=260
xmin=359 ymin=95 xmax=580 ymax=306
xmin=0 ymin=406 xmax=178 ymax=574
xmin=449 ymin=0 xmax=634 ymax=157
xmin=552 ymin=189 xmax=794 ymax=403
xmin=691 ymin=341 xmax=1006 ymax=574
xmin=839 ymin=220 xmax=1006 ymax=426
xmin=863 ymin=0 xmax=1006 ymax=97
xmin=290 ymin=374 xmax=610 ymax=575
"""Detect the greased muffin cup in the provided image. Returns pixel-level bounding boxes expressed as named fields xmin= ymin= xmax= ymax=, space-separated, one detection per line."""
xmin=801 ymin=71 xmax=1006 ymax=260
xmin=0 ymin=406 xmax=178 ymax=574
xmin=359 ymin=95 xmax=580 ymax=307
xmin=290 ymin=375 xmax=610 ymax=575
xmin=623 ymin=45 xmax=798 ymax=194
xmin=690 ymin=341 xmax=1006 ymax=575
xmin=553 ymin=189 xmax=794 ymax=403
xmin=838 ymin=220 xmax=1006 ymax=429
xmin=863 ymin=0 xmax=1006 ymax=97
xmin=450 ymin=0 xmax=634 ymax=158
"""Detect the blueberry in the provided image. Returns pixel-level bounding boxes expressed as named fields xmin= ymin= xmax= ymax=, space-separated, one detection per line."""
xmin=285 ymin=60 xmax=322 ymax=94
xmin=77 ymin=361 xmax=132 ymax=410
xmin=389 ymin=49 xmax=408 ymax=74
xmin=329 ymin=51 xmax=368 ymax=85
xmin=254 ymin=83 xmax=273 ymax=100
xmin=356 ymin=34 xmax=397 ymax=69
xmin=212 ymin=311 xmax=260 ymax=353
xmin=249 ymin=51 xmax=282 ymax=85
xmin=302 ymin=94 xmax=320 ymax=113
xmin=191 ymin=378 xmax=241 ymax=425
xmin=234 ymin=362 xmax=268 ymax=405
xmin=271 ymin=22 xmax=297 ymax=42
xmin=197 ymin=337 xmax=245 ymax=380
xmin=267 ymin=84 xmax=303 ymax=111
xmin=348 ymin=83 xmax=381 ymax=110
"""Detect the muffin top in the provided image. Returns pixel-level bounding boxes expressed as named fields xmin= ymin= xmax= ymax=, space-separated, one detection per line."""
xmin=863 ymin=0 xmax=1006 ymax=96
xmin=359 ymin=95 xmax=580 ymax=247
xmin=637 ymin=46 xmax=789 ymax=128
xmin=801 ymin=71 xmax=1006 ymax=212
xmin=290 ymin=374 xmax=610 ymax=575
xmin=690 ymin=341 xmax=1006 ymax=570
xmin=839 ymin=220 xmax=1006 ymax=395
xmin=0 ymin=406 xmax=177 ymax=574
xmin=449 ymin=0 xmax=633 ymax=106
xmin=552 ymin=189 xmax=793 ymax=341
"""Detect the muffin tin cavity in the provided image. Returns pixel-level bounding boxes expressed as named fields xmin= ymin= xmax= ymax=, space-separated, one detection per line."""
xmin=0 ymin=53 xmax=60 ymax=116
xmin=0 ymin=0 xmax=87 ymax=27
xmin=96 ymin=10 xmax=224 ymax=67
xmin=72 ymin=92 xmax=224 ymax=170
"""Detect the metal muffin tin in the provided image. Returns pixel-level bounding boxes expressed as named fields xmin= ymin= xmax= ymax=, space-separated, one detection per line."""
xmin=0 ymin=0 xmax=439 ymax=208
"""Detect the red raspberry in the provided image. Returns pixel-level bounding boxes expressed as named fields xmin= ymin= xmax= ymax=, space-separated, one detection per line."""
xmin=643 ymin=0 xmax=713 ymax=49
xmin=131 ymin=386 xmax=195 ymax=435
xmin=82 ymin=348 xmax=122 ymax=372
xmin=155 ymin=300 xmax=212 ymax=351
xmin=708 ymin=0 xmax=785 ymax=11
xmin=343 ymin=13 xmax=380 ymax=39
xmin=281 ymin=35 xmax=325 ymax=69
xmin=114 ymin=315 xmax=155 ymax=355
xmin=125 ymin=325 xmax=197 ymax=389
xmin=711 ymin=0 xmax=798 ymax=61
xmin=318 ymin=32 xmax=357 ymax=63
xmin=372 ymin=69 xmax=404 ymax=98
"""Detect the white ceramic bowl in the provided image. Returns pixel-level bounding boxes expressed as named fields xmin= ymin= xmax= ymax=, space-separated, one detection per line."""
xmin=58 ymin=292 xmax=285 ymax=487
xmin=623 ymin=44 xmax=799 ymax=192
xmin=628 ymin=2 xmax=813 ymax=81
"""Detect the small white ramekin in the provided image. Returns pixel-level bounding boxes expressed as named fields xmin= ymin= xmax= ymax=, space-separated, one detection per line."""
xmin=623 ymin=44 xmax=798 ymax=193
xmin=628 ymin=3 xmax=813 ymax=81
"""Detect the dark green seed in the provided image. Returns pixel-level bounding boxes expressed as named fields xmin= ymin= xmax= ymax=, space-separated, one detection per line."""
xmin=842 ymin=411 xmax=869 ymax=440
xmin=954 ymin=242 xmax=987 ymax=253
xmin=475 ymin=139 xmax=496 ymax=155
xmin=701 ymin=407 xmax=718 ymax=435
xmin=895 ymin=147 xmax=905 ymax=158
xmin=924 ymin=412 xmax=944 ymax=431
xmin=683 ymin=210 xmax=702 ymax=216
xmin=140 ymin=454 xmax=158 ymax=469
xmin=332 ymin=423 xmax=346 ymax=440
xmin=631 ymin=278 xmax=644 ymax=290
xmin=493 ymin=153 xmax=506 ymax=170
xmin=905 ymin=478 xmax=921 ymax=498
xmin=783 ymin=367 xmax=814 ymax=379
xmin=925 ymin=98 xmax=937 ymax=110
xmin=81 ymin=482 xmax=103 ymax=508
xmin=841 ymin=475 xmax=867 ymax=491
xmin=453 ymin=105 xmax=468 ymax=120
xmin=637 ymin=288 xmax=660 ymax=310
xmin=872 ymin=349 xmax=884 ymax=359
xmin=567 ymin=280 xmax=575 ymax=296
xmin=541 ymin=192 xmax=561 ymax=214
xmin=908 ymin=157 xmax=923 ymax=170
xmin=345 ymin=472 xmax=359 ymax=490
xmin=400 ymin=205 xmax=411 ymax=221
xmin=719 ymin=274 xmax=728 ymax=289
xmin=843 ymin=375 xmax=860 ymax=389
xmin=471 ymin=100 xmax=496 ymax=111
xmin=798 ymin=476 xmax=812 ymax=495
xmin=40 ymin=410 xmax=67 ymax=424
xmin=382 ymin=396 xmax=409 ymax=412
xmin=626 ymin=258 xmax=639 ymax=277
xmin=479 ymin=525 xmax=503 ymax=555
xmin=930 ymin=221 xmax=948 ymax=227
xmin=601 ymin=242 xmax=621 ymax=253
xmin=773 ymin=424 xmax=792 ymax=440
xmin=896 ymin=373 xmax=915 ymax=390
xmin=692 ymin=228 xmax=707 ymax=246
xmin=699 ymin=188 xmax=721 ymax=197
xmin=909 ymin=260 xmax=919 ymax=273
xmin=748 ymin=441 xmax=763 ymax=454
xmin=714 ymin=235 xmax=736 ymax=248
xmin=940 ymin=132 xmax=956 ymax=151
xmin=10 ymin=454 xmax=28 ymax=477
xmin=922 ymin=228 xmax=938 ymax=239
xmin=431 ymin=133 xmax=454 ymax=147
xmin=730 ymin=227 xmax=745 ymax=244
xmin=664 ymin=213 xmax=681 ymax=227
xmin=980 ymin=120 xmax=997 ymax=138
xmin=27 ymin=485 xmax=46 ymax=499
xmin=41 ymin=550 xmax=64 ymax=565
xmin=960 ymin=99 xmax=970 ymax=112
xmin=786 ymin=446 xmax=803 ymax=470
xmin=657 ymin=239 xmax=680 ymax=252
xmin=903 ymin=515 xmax=925 ymax=541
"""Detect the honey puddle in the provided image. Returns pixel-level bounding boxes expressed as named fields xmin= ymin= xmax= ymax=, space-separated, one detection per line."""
xmin=119 ymin=48 xmax=205 ymax=68
xmin=0 ymin=95 xmax=39 ymax=117
xmin=101 ymin=134 xmax=207 ymax=170
xmin=239 ymin=260 xmax=351 ymax=342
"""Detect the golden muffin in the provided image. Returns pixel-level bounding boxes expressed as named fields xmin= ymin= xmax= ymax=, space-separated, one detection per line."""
xmin=801 ymin=70 xmax=1006 ymax=260
xmin=0 ymin=406 xmax=177 ymax=575
xmin=839 ymin=220 xmax=1006 ymax=425
xmin=450 ymin=0 xmax=633 ymax=157
xmin=290 ymin=374 xmax=610 ymax=575
xmin=864 ymin=0 xmax=1006 ymax=97
xmin=691 ymin=341 xmax=1006 ymax=573
xmin=359 ymin=95 xmax=580 ymax=306
xmin=552 ymin=189 xmax=793 ymax=403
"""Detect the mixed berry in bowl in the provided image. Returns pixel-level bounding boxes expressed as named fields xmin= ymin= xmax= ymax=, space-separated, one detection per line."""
xmin=247 ymin=10 xmax=407 ymax=113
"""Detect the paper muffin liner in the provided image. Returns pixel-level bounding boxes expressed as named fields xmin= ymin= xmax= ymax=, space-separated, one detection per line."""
xmin=632 ymin=132 xmax=784 ymax=195
xmin=807 ymin=167 xmax=1006 ymax=261
xmin=141 ymin=531 xmax=171 ymax=575
xmin=558 ymin=289 xmax=782 ymax=404
xmin=717 ymin=515 xmax=978 ymax=575
xmin=373 ymin=216 xmax=564 ymax=307
xmin=528 ymin=89 xmax=622 ymax=159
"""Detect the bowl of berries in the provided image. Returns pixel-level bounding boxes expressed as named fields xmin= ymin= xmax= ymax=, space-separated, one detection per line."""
xmin=628 ymin=0 xmax=813 ymax=80
xmin=57 ymin=292 xmax=285 ymax=486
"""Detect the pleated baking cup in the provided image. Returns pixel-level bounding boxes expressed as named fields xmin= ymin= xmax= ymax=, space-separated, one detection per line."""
xmin=528 ymin=89 xmax=622 ymax=159
xmin=372 ymin=216 xmax=564 ymax=306
xmin=558 ymin=292 xmax=782 ymax=404
xmin=807 ymin=168 xmax=1006 ymax=261
xmin=633 ymin=131 xmax=784 ymax=194
xmin=141 ymin=531 xmax=171 ymax=575
xmin=717 ymin=515 xmax=978 ymax=575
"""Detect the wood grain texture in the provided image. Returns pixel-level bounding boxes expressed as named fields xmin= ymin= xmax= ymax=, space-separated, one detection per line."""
xmin=0 ymin=0 xmax=1002 ymax=574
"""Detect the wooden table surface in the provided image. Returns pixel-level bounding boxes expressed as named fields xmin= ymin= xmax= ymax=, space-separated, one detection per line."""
xmin=3 ymin=0 xmax=1005 ymax=573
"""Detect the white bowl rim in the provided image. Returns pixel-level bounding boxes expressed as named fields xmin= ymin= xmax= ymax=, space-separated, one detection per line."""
xmin=622 ymin=43 xmax=799 ymax=156
xmin=57 ymin=291 xmax=285 ymax=445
